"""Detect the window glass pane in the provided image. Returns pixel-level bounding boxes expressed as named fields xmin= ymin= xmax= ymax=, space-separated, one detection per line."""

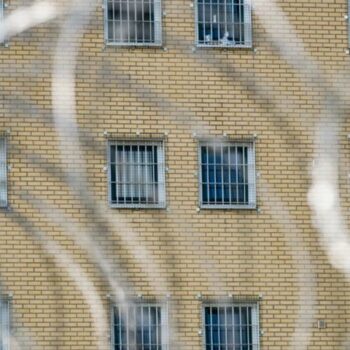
xmin=113 ymin=304 xmax=164 ymax=349
xmin=203 ymin=304 xmax=257 ymax=349
xmin=106 ymin=0 xmax=160 ymax=44
xmin=109 ymin=141 xmax=164 ymax=207
xmin=199 ymin=142 xmax=254 ymax=207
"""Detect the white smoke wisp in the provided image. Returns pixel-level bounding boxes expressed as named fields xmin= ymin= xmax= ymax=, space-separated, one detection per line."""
xmin=44 ymin=239 xmax=109 ymax=350
xmin=260 ymin=180 xmax=317 ymax=350
xmin=0 ymin=1 xmax=58 ymax=43
xmin=307 ymin=124 xmax=350 ymax=275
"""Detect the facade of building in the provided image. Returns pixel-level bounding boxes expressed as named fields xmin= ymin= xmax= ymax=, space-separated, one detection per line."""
xmin=0 ymin=0 xmax=350 ymax=349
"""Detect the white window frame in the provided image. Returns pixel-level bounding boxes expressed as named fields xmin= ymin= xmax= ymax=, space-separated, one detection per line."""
xmin=198 ymin=140 xmax=256 ymax=209
xmin=110 ymin=301 xmax=169 ymax=350
xmin=108 ymin=140 xmax=166 ymax=209
xmin=0 ymin=297 xmax=10 ymax=350
xmin=195 ymin=0 xmax=252 ymax=48
xmin=202 ymin=301 xmax=260 ymax=350
xmin=104 ymin=0 xmax=162 ymax=46
xmin=0 ymin=135 xmax=8 ymax=208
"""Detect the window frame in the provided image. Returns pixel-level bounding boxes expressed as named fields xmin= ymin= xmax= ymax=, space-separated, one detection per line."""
xmin=0 ymin=134 xmax=8 ymax=209
xmin=104 ymin=0 xmax=163 ymax=47
xmin=107 ymin=139 xmax=166 ymax=209
xmin=198 ymin=139 xmax=256 ymax=209
xmin=194 ymin=0 xmax=253 ymax=48
xmin=201 ymin=300 xmax=260 ymax=350
xmin=110 ymin=299 xmax=169 ymax=350
xmin=0 ymin=296 xmax=11 ymax=350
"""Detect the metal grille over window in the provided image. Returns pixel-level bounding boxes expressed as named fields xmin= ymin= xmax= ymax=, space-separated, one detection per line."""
xmin=203 ymin=304 xmax=259 ymax=350
xmin=196 ymin=0 xmax=252 ymax=47
xmin=105 ymin=0 xmax=162 ymax=45
xmin=199 ymin=142 xmax=256 ymax=208
xmin=0 ymin=137 xmax=7 ymax=208
xmin=109 ymin=141 xmax=166 ymax=208
xmin=0 ymin=299 xmax=10 ymax=350
xmin=112 ymin=303 xmax=168 ymax=350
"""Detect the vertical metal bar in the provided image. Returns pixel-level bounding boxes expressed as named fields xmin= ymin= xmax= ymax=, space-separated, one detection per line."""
xmin=152 ymin=145 xmax=156 ymax=203
xmin=228 ymin=146 xmax=232 ymax=205
xmin=206 ymin=146 xmax=209 ymax=204
xmin=221 ymin=145 xmax=224 ymax=204
xmin=224 ymin=0 xmax=227 ymax=42
xmin=119 ymin=307 xmax=122 ymax=349
xmin=142 ymin=0 xmax=145 ymax=43
xmin=210 ymin=0 xmax=213 ymax=44
xmin=202 ymin=0 xmax=206 ymax=43
xmin=232 ymin=306 xmax=235 ymax=348
xmin=235 ymin=146 xmax=239 ymax=204
xmin=240 ymin=307 xmax=243 ymax=350
xmin=141 ymin=306 xmax=144 ymax=348
xmin=210 ymin=307 xmax=213 ymax=350
xmin=119 ymin=0 xmax=123 ymax=42
xmin=225 ymin=306 xmax=228 ymax=350
xmin=243 ymin=146 xmax=246 ymax=204
xmin=148 ymin=306 xmax=151 ymax=347
xmin=214 ymin=145 xmax=217 ymax=204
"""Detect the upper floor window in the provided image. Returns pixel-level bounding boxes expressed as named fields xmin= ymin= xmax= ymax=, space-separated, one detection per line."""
xmin=112 ymin=302 xmax=168 ymax=349
xmin=105 ymin=0 xmax=162 ymax=46
xmin=0 ymin=136 xmax=7 ymax=208
xmin=199 ymin=141 xmax=256 ymax=208
xmin=108 ymin=140 xmax=166 ymax=208
xmin=203 ymin=302 xmax=259 ymax=350
xmin=195 ymin=0 xmax=252 ymax=47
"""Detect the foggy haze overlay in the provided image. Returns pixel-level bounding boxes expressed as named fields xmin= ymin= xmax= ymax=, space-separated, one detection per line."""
xmin=0 ymin=0 xmax=349 ymax=349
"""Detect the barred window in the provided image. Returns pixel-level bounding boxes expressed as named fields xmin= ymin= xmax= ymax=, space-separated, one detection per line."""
xmin=105 ymin=0 xmax=162 ymax=45
xmin=203 ymin=303 xmax=259 ymax=350
xmin=195 ymin=0 xmax=252 ymax=47
xmin=199 ymin=141 xmax=256 ymax=208
xmin=108 ymin=141 xmax=166 ymax=208
xmin=112 ymin=303 xmax=168 ymax=350
xmin=0 ymin=137 xmax=7 ymax=208
xmin=0 ymin=298 xmax=10 ymax=350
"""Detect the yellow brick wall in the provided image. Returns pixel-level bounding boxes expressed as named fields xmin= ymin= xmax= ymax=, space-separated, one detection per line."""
xmin=0 ymin=0 xmax=349 ymax=349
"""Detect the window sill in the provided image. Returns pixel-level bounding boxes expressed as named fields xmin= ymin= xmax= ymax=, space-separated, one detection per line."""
xmin=195 ymin=43 xmax=253 ymax=49
xmin=104 ymin=41 xmax=163 ymax=48
xmin=200 ymin=204 xmax=257 ymax=210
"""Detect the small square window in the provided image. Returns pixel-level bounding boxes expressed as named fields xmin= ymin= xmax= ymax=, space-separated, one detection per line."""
xmin=195 ymin=0 xmax=252 ymax=47
xmin=0 ymin=136 xmax=7 ymax=208
xmin=111 ymin=302 xmax=168 ymax=350
xmin=105 ymin=0 xmax=162 ymax=46
xmin=199 ymin=141 xmax=256 ymax=208
xmin=108 ymin=140 xmax=166 ymax=208
xmin=203 ymin=302 xmax=259 ymax=350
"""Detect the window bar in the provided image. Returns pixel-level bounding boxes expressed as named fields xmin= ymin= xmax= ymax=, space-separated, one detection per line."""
xmin=118 ymin=0 xmax=122 ymax=42
xmin=133 ymin=0 xmax=137 ymax=42
xmin=235 ymin=147 xmax=239 ymax=204
xmin=239 ymin=0 xmax=242 ymax=44
xmin=206 ymin=146 xmax=209 ymax=205
xmin=216 ymin=0 xmax=220 ymax=42
xmin=202 ymin=1 xmax=206 ymax=44
xmin=137 ymin=144 xmax=141 ymax=204
xmin=151 ymin=145 xmax=156 ymax=204
xmin=224 ymin=0 xmax=228 ymax=43
xmin=210 ymin=1 xmax=213 ymax=44
xmin=221 ymin=146 xmax=224 ymax=204
xmin=210 ymin=307 xmax=213 ymax=350
xmin=231 ymin=306 xmax=235 ymax=348
xmin=150 ymin=1 xmax=153 ymax=42
xmin=142 ymin=0 xmax=145 ymax=43
xmin=224 ymin=307 xmax=228 ymax=350
xmin=240 ymin=307 xmax=243 ymax=350
xmin=228 ymin=146 xmax=232 ymax=204
xmin=232 ymin=0 xmax=235 ymax=43
xmin=122 ymin=144 xmax=127 ymax=205
xmin=243 ymin=146 xmax=246 ymax=204
xmin=119 ymin=307 xmax=122 ymax=349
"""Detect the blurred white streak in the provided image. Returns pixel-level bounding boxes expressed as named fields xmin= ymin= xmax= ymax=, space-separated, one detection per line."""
xmin=44 ymin=239 xmax=108 ymax=350
xmin=0 ymin=1 xmax=58 ymax=42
